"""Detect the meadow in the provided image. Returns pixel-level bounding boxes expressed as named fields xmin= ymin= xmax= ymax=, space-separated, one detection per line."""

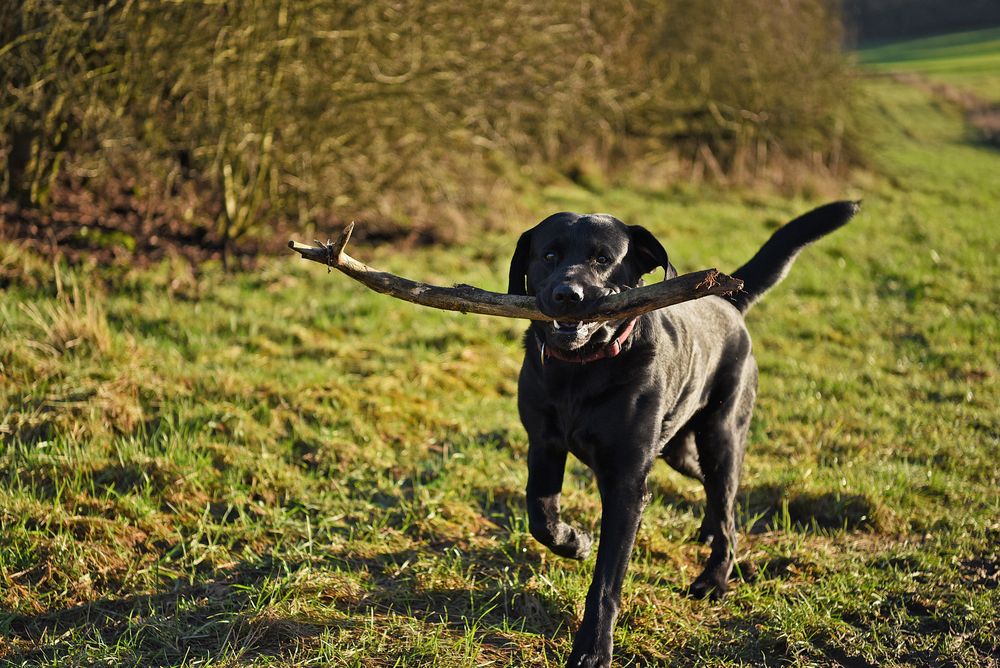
xmin=859 ymin=26 xmax=1000 ymax=102
xmin=2 ymin=34 xmax=999 ymax=668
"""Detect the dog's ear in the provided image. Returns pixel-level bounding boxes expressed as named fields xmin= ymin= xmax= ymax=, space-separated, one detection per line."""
xmin=507 ymin=229 xmax=533 ymax=295
xmin=628 ymin=225 xmax=677 ymax=280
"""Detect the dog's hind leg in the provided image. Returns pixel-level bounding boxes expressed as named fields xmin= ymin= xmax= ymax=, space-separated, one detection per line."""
xmin=664 ymin=428 xmax=725 ymax=544
xmin=662 ymin=429 xmax=704 ymax=481
xmin=526 ymin=442 xmax=593 ymax=560
xmin=687 ymin=400 xmax=752 ymax=599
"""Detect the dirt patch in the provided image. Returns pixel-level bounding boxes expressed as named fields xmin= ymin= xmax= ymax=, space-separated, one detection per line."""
xmin=961 ymin=554 xmax=1000 ymax=590
xmin=967 ymin=108 xmax=1000 ymax=146
xmin=0 ymin=165 xmax=442 ymax=271
xmin=1 ymin=170 xmax=268 ymax=268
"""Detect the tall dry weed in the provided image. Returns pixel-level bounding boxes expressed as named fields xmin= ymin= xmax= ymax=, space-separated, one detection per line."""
xmin=19 ymin=267 xmax=113 ymax=358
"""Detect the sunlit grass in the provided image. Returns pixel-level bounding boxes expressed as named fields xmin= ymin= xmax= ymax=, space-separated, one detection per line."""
xmin=859 ymin=26 xmax=1000 ymax=102
xmin=2 ymin=58 xmax=999 ymax=667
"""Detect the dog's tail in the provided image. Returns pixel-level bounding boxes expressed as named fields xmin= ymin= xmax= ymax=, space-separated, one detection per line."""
xmin=729 ymin=200 xmax=860 ymax=314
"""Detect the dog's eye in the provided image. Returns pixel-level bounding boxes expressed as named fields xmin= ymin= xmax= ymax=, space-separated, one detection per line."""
xmin=544 ymin=251 xmax=558 ymax=263
xmin=595 ymin=255 xmax=611 ymax=265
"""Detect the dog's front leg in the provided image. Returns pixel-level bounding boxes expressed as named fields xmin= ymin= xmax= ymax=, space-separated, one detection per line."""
xmin=568 ymin=471 xmax=651 ymax=668
xmin=526 ymin=442 xmax=593 ymax=560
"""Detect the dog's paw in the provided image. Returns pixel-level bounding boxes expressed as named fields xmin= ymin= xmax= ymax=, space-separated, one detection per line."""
xmin=567 ymin=652 xmax=611 ymax=668
xmin=551 ymin=528 xmax=592 ymax=561
xmin=687 ymin=573 xmax=729 ymax=600
xmin=567 ymin=626 xmax=612 ymax=667
xmin=691 ymin=523 xmax=714 ymax=545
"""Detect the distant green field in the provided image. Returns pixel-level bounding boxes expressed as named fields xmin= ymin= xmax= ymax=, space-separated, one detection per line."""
xmin=860 ymin=26 xmax=1000 ymax=102
xmin=3 ymin=35 xmax=1000 ymax=668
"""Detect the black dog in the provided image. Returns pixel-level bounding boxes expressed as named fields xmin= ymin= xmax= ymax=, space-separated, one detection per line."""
xmin=508 ymin=202 xmax=857 ymax=667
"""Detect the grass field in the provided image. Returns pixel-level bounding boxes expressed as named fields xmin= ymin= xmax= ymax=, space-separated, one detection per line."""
xmin=3 ymin=38 xmax=1000 ymax=667
xmin=859 ymin=27 xmax=1000 ymax=103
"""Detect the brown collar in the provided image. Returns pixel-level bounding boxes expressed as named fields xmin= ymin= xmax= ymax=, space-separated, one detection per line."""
xmin=535 ymin=317 xmax=639 ymax=365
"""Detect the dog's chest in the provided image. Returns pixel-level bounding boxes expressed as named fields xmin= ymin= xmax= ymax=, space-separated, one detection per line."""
xmin=540 ymin=364 xmax=654 ymax=463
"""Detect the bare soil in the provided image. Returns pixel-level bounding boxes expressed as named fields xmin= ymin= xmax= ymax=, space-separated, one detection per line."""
xmin=0 ymin=167 xmax=440 ymax=271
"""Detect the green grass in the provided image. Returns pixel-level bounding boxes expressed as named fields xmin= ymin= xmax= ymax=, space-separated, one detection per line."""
xmin=2 ymin=50 xmax=1000 ymax=667
xmin=859 ymin=26 xmax=1000 ymax=102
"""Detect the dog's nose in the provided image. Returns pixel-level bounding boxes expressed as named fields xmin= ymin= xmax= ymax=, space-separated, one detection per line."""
xmin=552 ymin=284 xmax=584 ymax=304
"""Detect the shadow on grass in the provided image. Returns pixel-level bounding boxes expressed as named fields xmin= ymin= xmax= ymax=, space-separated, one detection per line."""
xmin=3 ymin=541 xmax=566 ymax=666
xmin=4 ymin=558 xmax=315 ymax=666
xmin=742 ymin=483 xmax=884 ymax=533
xmin=708 ymin=613 xmax=881 ymax=668
xmin=646 ymin=478 xmax=884 ymax=534
xmin=653 ymin=601 xmax=982 ymax=668
xmin=2 ymin=462 xmax=888 ymax=665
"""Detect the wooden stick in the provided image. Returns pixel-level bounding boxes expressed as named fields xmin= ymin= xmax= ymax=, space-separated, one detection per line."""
xmin=288 ymin=223 xmax=743 ymax=322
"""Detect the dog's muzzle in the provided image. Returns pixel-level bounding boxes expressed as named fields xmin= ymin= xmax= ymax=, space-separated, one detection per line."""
xmin=537 ymin=317 xmax=638 ymax=364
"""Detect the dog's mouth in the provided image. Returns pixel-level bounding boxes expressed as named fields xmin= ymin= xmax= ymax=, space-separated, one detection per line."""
xmin=552 ymin=320 xmax=587 ymax=334
xmin=547 ymin=319 xmax=602 ymax=350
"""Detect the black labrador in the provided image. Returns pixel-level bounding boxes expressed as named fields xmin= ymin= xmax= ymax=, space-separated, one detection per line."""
xmin=507 ymin=202 xmax=857 ymax=667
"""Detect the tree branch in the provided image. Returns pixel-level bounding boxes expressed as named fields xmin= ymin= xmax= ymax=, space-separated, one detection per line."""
xmin=288 ymin=223 xmax=743 ymax=321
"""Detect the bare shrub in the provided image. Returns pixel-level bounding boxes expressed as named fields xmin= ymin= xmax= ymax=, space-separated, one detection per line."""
xmin=2 ymin=1 xmax=856 ymax=244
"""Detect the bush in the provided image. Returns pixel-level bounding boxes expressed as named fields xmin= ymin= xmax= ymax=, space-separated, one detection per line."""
xmin=1 ymin=0 xmax=855 ymax=246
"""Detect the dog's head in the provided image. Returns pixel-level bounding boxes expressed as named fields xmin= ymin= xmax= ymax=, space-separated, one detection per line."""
xmin=508 ymin=212 xmax=676 ymax=352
